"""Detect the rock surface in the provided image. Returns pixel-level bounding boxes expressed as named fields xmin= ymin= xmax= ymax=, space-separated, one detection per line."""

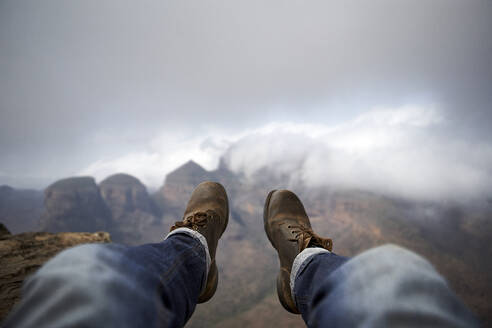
xmin=100 ymin=173 xmax=155 ymax=214
xmin=157 ymin=160 xmax=215 ymax=214
xmin=40 ymin=177 xmax=112 ymax=233
xmin=0 ymin=228 xmax=110 ymax=322
xmin=100 ymin=174 xmax=160 ymax=244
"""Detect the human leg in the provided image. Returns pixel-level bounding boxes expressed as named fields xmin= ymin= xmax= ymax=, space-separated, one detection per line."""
xmin=292 ymin=245 xmax=478 ymax=327
xmin=3 ymin=181 xmax=229 ymax=328
xmin=264 ymin=189 xmax=478 ymax=328
xmin=3 ymin=232 xmax=208 ymax=328
xmin=263 ymin=189 xmax=334 ymax=314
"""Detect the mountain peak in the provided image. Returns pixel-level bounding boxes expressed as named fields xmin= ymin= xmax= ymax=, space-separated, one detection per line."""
xmin=41 ymin=176 xmax=111 ymax=233
xmin=164 ymin=160 xmax=211 ymax=187
xmin=0 ymin=185 xmax=14 ymax=197
xmin=181 ymin=160 xmax=206 ymax=172
xmin=99 ymin=173 xmax=144 ymax=188
xmin=99 ymin=172 xmax=156 ymax=218
xmin=47 ymin=176 xmax=96 ymax=192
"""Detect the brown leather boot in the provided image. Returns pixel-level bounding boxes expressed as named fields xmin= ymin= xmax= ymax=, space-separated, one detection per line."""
xmin=264 ymin=189 xmax=333 ymax=314
xmin=170 ymin=181 xmax=229 ymax=303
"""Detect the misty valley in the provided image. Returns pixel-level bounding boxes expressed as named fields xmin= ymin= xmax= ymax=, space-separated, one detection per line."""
xmin=1 ymin=160 xmax=491 ymax=327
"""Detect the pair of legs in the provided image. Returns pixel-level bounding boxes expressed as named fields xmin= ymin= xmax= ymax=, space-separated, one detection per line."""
xmin=3 ymin=182 xmax=478 ymax=327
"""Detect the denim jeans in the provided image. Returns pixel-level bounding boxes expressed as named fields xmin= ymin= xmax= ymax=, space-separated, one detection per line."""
xmin=2 ymin=231 xmax=208 ymax=328
xmin=293 ymin=245 xmax=479 ymax=327
xmin=2 ymin=232 xmax=478 ymax=328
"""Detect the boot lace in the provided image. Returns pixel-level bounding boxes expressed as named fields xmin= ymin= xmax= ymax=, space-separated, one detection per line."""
xmin=170 ymin=210 xmax=217 ymax=232
xmin=283 ymin=223 xmax=333 ymax=252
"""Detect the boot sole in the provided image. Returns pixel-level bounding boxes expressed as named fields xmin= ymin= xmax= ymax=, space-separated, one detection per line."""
xmin=197 ymin=181 xmax=228 ymax=303
xmin=198 ymin=261 xmax=218 ymax=303
xmin=264 ymin=189 xmax=300 ymax=314
xmin=277 ymin=268 xmax=300 ymax=314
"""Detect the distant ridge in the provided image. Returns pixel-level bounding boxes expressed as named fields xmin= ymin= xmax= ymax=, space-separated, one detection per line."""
xmin=0 ymin=160 xmax=491 ymax=326
xmin=47 ymin=176 xmax=96 ymax=191
xmin=164 ymin=160 xmax=213 ymax=187
xmin=0 ymin=185 xmax=44 ymax=233
xmin=100 ymin=173 xmax=144 ymax=187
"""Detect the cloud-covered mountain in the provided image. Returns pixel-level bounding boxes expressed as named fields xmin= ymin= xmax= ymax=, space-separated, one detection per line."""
xmin=80 ymin=106 xmax=492 ymax=202
xmin=2 ymin=160 xmax=491 ymax=326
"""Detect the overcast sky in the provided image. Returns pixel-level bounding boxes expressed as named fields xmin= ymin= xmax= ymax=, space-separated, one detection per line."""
xmin=1 ymin=0 xmax=491 ymax=200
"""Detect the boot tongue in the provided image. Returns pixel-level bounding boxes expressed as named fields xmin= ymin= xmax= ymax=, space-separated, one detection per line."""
xmin=305 ymin=234 xmax=333 ymax=252
xmin=292 ymin=224 xmax=334 ymax=252
xmin=170 ymin=211 xmax=211 ymax=232
xmin=300 ymin=235 xmax=311 ymax=252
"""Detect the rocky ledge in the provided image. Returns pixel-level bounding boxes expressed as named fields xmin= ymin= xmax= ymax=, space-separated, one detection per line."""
xmin=0 ymin=224 xmax=111 ymax=321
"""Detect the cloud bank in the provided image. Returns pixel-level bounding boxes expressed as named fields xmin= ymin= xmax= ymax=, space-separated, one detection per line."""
xmin=80 ymin=106 xmax=492 ymax=202
xmin=1 ymin=0 xmax=491 ymax=187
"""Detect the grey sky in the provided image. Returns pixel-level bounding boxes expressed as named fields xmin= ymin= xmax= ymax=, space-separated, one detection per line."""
xmin=1 ymin=0 xmax=491 ymax=194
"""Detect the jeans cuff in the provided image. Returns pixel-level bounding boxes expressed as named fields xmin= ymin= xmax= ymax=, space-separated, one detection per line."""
xmin=290 ymin=247 xmax=330 ymax=306
xmin=164 ymin=227 xmax=211 ymax=292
